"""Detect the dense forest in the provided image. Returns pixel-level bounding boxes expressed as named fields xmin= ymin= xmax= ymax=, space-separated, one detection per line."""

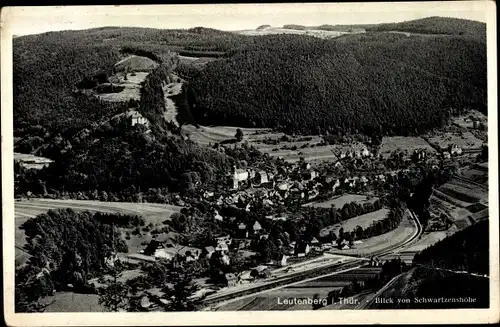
xmin=188 ymin=31 xmax=486 ymax=136
xmin=371 ymin=220 xmax=489 ymax=309
xmin=13 ymin=26 xmax=253 ymax=140
xmin=367 ymin=16 xmax=486 ymax=40
xmin=15 ymin=123 xmax=235 ymax=197
xmin=16 ymin=209 xmax=129 ymax=312
xmin=413 ymin=220 xmax=489 ymax=274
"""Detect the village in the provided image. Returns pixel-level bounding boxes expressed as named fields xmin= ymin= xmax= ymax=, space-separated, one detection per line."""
xmin=117 ymin=125 xmax=484 ymax=295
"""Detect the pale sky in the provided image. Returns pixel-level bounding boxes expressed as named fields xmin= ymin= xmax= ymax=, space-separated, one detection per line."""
xmin=1 ymin=2 xmax=491 ymax=36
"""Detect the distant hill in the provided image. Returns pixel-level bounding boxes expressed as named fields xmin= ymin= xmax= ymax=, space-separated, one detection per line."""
xmin=256 ymin=25 xmax=271 ymax=30
xmin=283 ymin=24 xmax=376 ymax=32
xmin=367 ymin=16 xmax=486 ymax=40
xmin=282 ymin=24 xmax=308 ymax=30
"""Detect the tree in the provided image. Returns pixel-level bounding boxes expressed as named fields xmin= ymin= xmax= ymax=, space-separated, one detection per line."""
xmin=235 ymin=128 xmax=244 ymax=142
xmin=149 ymin=257 xmax=202 ymax=311
xmin=98 ymin=225 xmax=129 ymax=312
xmin=98 ymin=279 xmax=129 ymax=312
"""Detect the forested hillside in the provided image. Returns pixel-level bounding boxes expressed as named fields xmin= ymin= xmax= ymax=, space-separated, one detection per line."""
xmin=15 ymin=209 xmax=129 ymax=312
xmin=188 ymin=32 xmax=486 ymax=136
xmin=13 ymin=27 xmax=252 ymax=138
xmin=413 ymin=220 xmax=489 ymax=274
xmin=371 ymin=220 xmax=489 ymax=309
xmin=367 ymin=16 xmax=486 ymax=40
xmin=15 ymin=123 xmax=234 ymax=198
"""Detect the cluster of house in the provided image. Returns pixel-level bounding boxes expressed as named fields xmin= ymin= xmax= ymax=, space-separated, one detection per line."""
xmin=207 ymin=166 xmax=402 ymax=216
xmin=330 ymin=143 xmax=372 ymax=160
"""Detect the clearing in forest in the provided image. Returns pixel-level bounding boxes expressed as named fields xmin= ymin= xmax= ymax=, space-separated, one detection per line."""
xmin=319 ymin=208 xmax=389 ymax=237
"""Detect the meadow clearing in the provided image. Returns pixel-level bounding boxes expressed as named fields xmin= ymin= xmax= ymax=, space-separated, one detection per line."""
xmin=326 ymin=210 xmax=417 ymax=257
xmin=426 ymin=131 xmax=484 ymax=151
xmin=181 ymin=125 xmax=344 ymax=162
xmin=14 ymin=199 xmax=183 ymax=266
xmin=236 ymin=27 xmax=348 ymax=39
xmin=40 ymin=292 xmax=105 ymax=312
xmin=452 ymin=110 xmax=487 ymax=129
xmin=304 ymin=193 xmax=379 ymax=209
xmin=319 ymin=208 xmax=389 ymax=238
xmin=96 ymin=72 xmax=149 ymax=102
xmin=378 ymin=136 xmax=436 ymax=159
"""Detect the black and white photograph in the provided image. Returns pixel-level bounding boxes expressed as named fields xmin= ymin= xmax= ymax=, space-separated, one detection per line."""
xmin=1 ymin=2 xmax=498 ymax=325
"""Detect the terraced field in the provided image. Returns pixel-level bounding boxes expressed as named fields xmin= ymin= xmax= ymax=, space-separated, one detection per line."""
xmin=427 ymin=131 xmax=484 ymax=151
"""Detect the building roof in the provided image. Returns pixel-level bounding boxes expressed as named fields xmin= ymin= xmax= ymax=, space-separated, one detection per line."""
xmin=253 ymin=221 xmax=262 ymax=230
xmin=205 ymin=246 xmax=215 ymax=253
xmin=295 ymin=242 xmax=310 ymax=253
xmin=225 ymin=273 xmax=237 ymax=280
xmin=253 ymin=265 xmax=268 ymax=273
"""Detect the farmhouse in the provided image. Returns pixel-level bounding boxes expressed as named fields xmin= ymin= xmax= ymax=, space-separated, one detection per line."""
xmin=253 ymin=221 xmax=262 ymax=233
xmin=232 ymin=166 xmax=249 ymax=189
xmin=214 ymin=235 xmax=232 ymax=246
xmin=224 ymin=273 xmax=238 ymax=287
xmin=149 ymin=243 xmax=201 ymax=262
xmin=237 ymin=223 xmax=249 ymax=238
xmin=276 ymin=254 xmax=288 ymax=267
xmin=213 ymin=210 xmax=224 ymax=221
xmin=128 ymin=110 xmax=149 ymax=127
xmin=255 ymin=170 xmax=269 ymax=185
xmin=294 ymin=242 xmax=311 ymax=257
xmin=204 ymin=246 xmax=215 ymax=259
xmin=449 ymin=144 xmax=463 ymax=156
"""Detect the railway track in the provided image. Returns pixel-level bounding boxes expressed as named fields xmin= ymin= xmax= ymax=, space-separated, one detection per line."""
xmin=204 ymin=210 xmax=423 ymax=309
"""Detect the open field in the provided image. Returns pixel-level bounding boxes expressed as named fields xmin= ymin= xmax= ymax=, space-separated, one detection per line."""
xmin=163 ymin=76 xmax=183 ymax=126
xmin=437 ymin=179 xmax=488 ymax=206
xmin=236 ymin=27 xmax=348 ymax=39
xmin=460 ymin=166 xmax=488 ymax=185
xmin=319 ymin=208 xmax=389 ymax=237
xmin=40 ymin=292 xmax=105 ymax=312
xmin=379 ymin=136 xmax=436 ymax=159
xmin=181 ymin=125 xmax=275 ymax=146
xmin=429 ymin=194 xmax=473 ymax=223
xmin=15 ymin=199 xmax=183 ymax=266
xmin=305 ymin=193 xmax=379 ymax=209
xmin=426 ymin=131 xmax=484 ymax=151
xmin=14 ymin=152 xmax=53 ymax=169
xmin=381 ymin=230 xmax=450 ymax=263
xmin=182 ymin=125 xmax=347 ymax=162
xmin=114 ymin=55 xmax=159 ymax=72
xmin=452 ymin=110 xmax=487 ymax=129
xmin=327 ymin=211 xmax=416 ymax=257
xmin=96 ymin=72 xmax=149 ymax=102
xmin=178 ymin=55 xmax=218 ymax=66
